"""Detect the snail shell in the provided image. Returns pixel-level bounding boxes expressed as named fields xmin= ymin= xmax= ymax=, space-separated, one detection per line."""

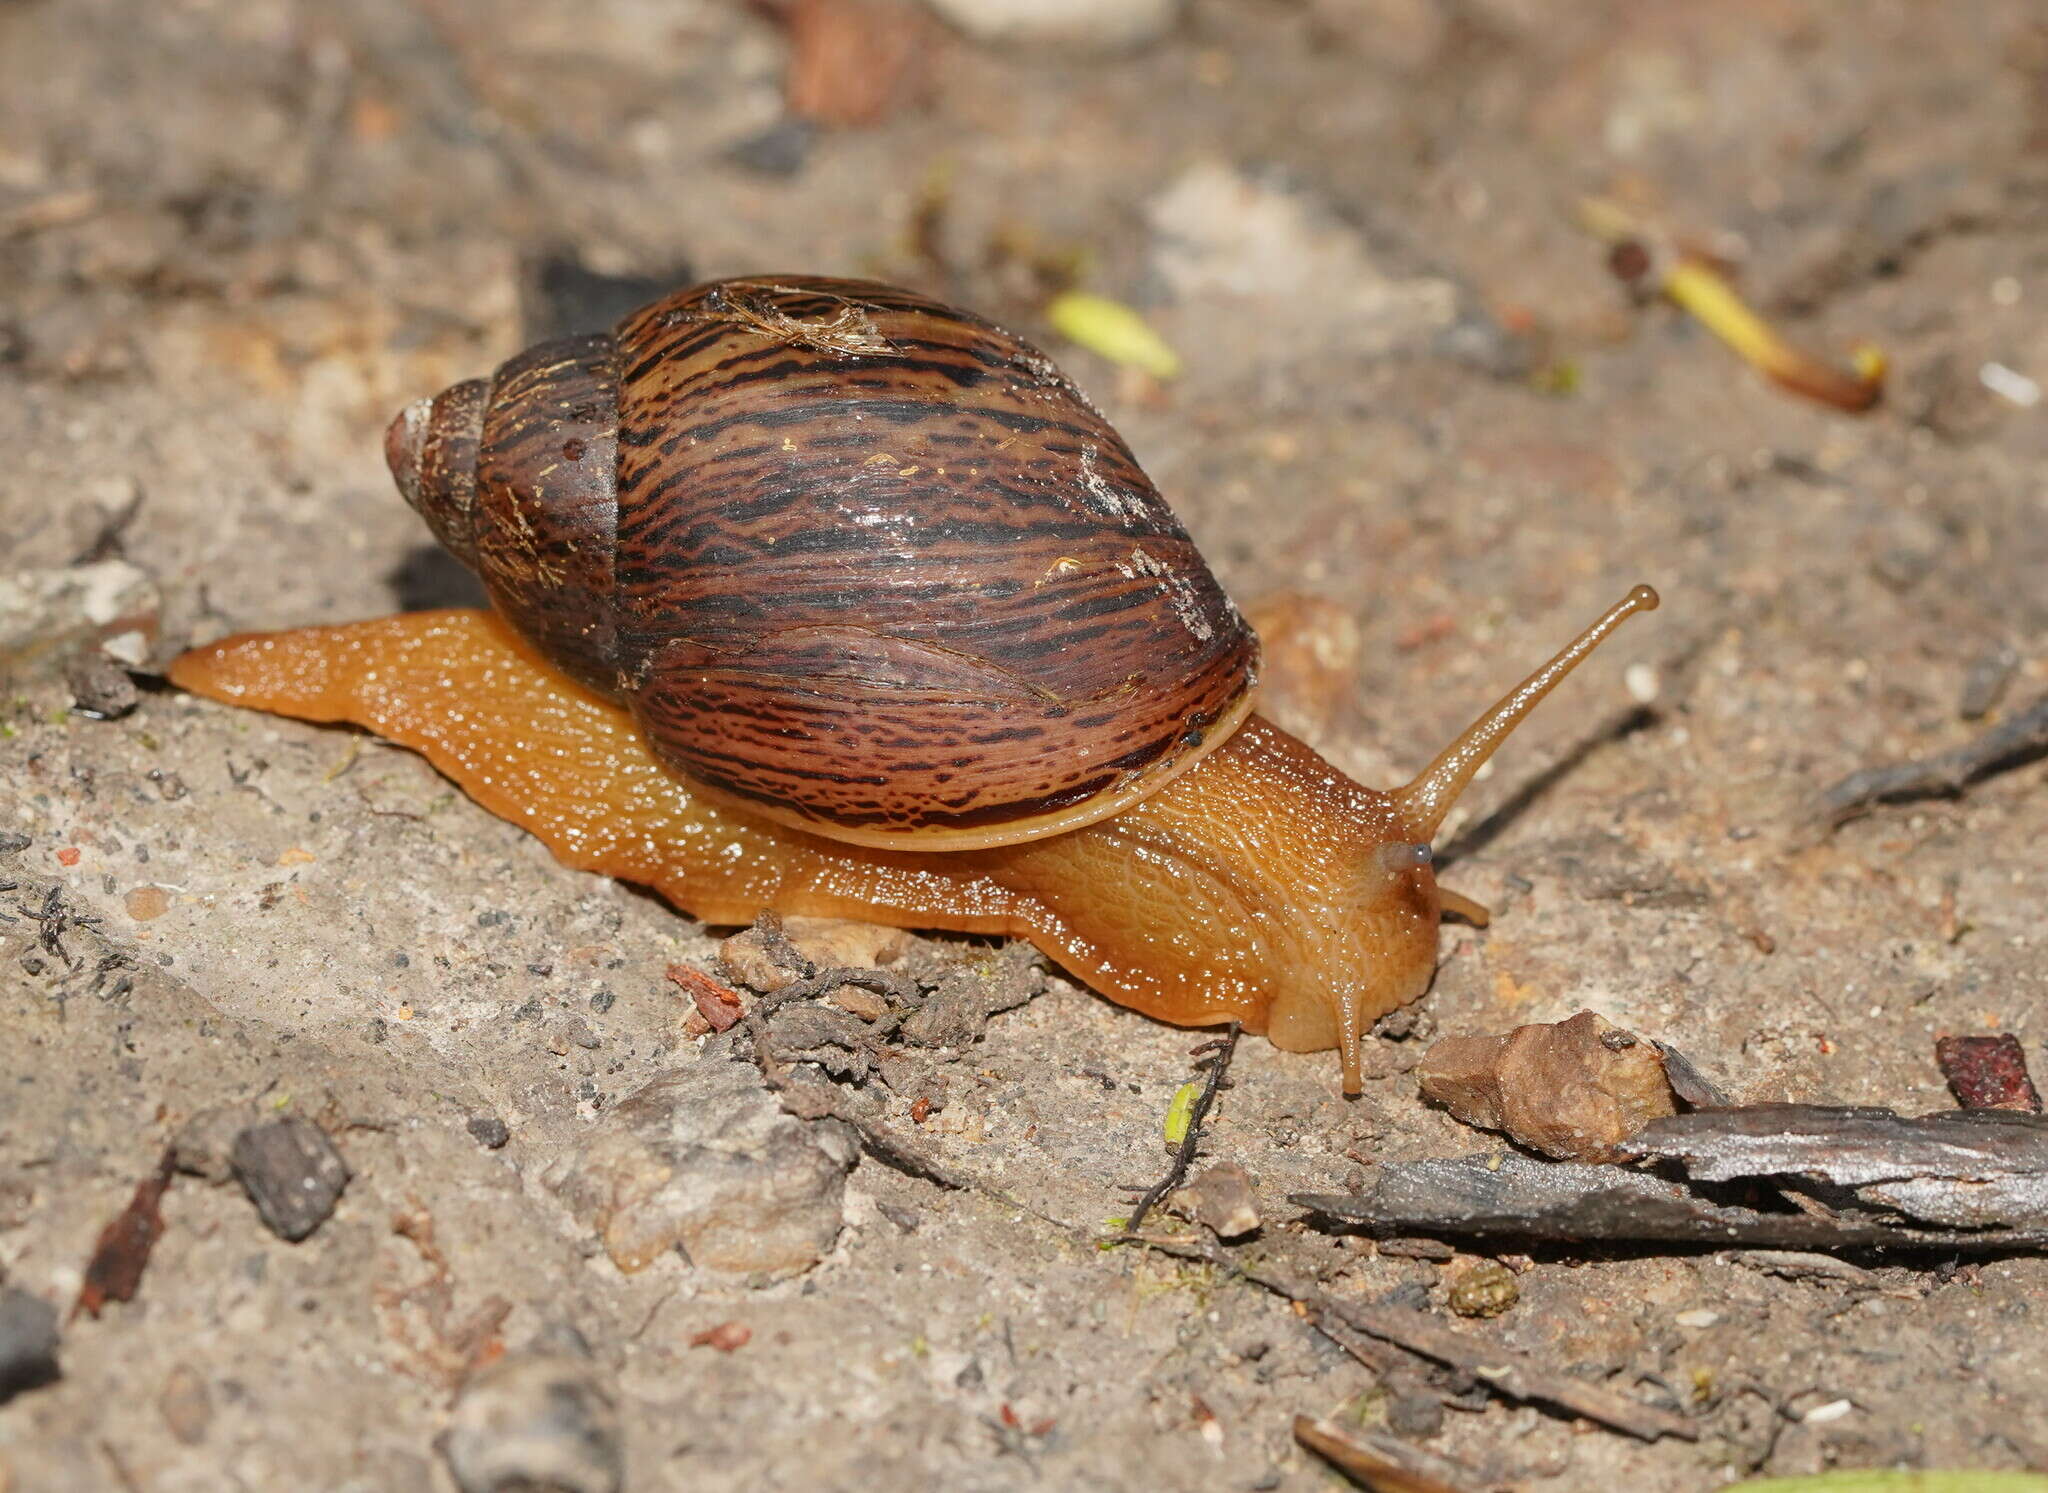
xmin=385 ymin=276 xmax=1260 ymax=850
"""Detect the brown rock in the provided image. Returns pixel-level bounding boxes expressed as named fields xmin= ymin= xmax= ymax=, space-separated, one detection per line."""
xmin=1173 ymin=1162 xmax=1261 ymax=1239
xmin=546 ymin=1059 xmax=855 ymax=1276
xmin=720 ymin=917 xmax=912 ymax=993
xmin=171 ymin=1102 xmax=264 ymax=1183
xmin=124 ymin=884 xmax=170 ymax=921
xmin=1417 ymin=1010 xmax=1677 ymax=1160
xmin=158 ymin=1364 xmax=212 ymax=1445
xmin=779 ymin=0 xmax=932 ymax=129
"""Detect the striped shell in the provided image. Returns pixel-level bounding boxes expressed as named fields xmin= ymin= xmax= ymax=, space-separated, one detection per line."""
xmin=384 ymin=276 xmax=1259 ymax=849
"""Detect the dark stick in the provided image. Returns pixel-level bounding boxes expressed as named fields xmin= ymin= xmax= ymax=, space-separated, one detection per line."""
xmin=1123 ymin=1023 xmax=1240 ymax=1236
xmin=1814 ymin=692 xmax=2048 ymax=824
xmin=70 ymin=483 xmax=145 ymax=564
xmin=751 ymin=908 xmax=815 ymax=977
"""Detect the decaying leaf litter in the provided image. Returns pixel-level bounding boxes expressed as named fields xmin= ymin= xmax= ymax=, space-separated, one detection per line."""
xmin=4 ymin=1 xmax=2048 ymax=1489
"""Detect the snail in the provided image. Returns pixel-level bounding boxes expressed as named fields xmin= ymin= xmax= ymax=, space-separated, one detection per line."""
xmin=171 ymin=276 xmax=1658 ymax=1093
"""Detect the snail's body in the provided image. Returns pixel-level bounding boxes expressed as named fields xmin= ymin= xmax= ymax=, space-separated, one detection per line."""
xmin=172 ymin=276 xmax=1658 ymax=1093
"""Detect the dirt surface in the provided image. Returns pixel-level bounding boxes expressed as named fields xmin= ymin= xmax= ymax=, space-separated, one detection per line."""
xmin=4 ymin=2 xmax=2047 ymax=1488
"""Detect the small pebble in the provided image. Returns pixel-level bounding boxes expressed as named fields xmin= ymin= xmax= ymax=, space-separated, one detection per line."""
xmin=467 ymin=1116 xmax=511 ymax=1150
xmin=725 ymin=117 xmax=817 ymax=177
xmin=1445 ymin=1260 xmax=1519 ymax=1318
xmin=230 ymin=1119 xmax=351 ymax=1242
xmin=438 ymin=1330 xmax=623 ymax=1493
xmin=172 ymin=1102 xmax=262 ymax=1183
xmin=1375 ymin=1281 xmax=1433 ymax=1312
xmin=688 ymin=1321 xmax=752 ymax=1353
xmin=1958 ymin=645 xmax=2017 ymax=720
xmin=1175 ymin=1162 xmax=1260 ymax=1239
xmin=546 ymin=1062 xmax=855 ymax=1275
xmin=64 ymin=650 xmax=139 ymax=719
xmin=0 ymin=1287 xmax=60 ymax=1403
xmin=1386 ymin=1389 xmax=1446 ymax=1440
xmin=158 ymin=1363 xmax=213 ymax=1444
xmin=1674 ymin=1308 xmax=1719 ymax=1328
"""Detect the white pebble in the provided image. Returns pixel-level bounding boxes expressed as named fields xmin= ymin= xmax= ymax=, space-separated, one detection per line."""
xmin=1979 ymin=362 xmax=2040 ymax=408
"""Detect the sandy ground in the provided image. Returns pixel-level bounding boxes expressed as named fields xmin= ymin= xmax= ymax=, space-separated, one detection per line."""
xmin=3 ymin=1 xmax=2046 ymax=1488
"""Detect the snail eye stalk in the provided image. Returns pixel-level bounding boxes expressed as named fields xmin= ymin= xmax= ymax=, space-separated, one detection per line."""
xmin=1373 ymin=841 xmax=1433 ymax=875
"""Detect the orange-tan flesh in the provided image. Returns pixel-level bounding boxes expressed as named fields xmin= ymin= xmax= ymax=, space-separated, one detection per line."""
xmin=168 ymin=610 xmax=1308 ymax=1040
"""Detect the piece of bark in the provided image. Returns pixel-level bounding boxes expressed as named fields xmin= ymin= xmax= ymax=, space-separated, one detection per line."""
xmin=1936 ymin=1034 xmax=2042 ymax=1113
xmin=1299 ymin=1106 xmax=2048 ymax=1251
xmin=668 ymin=964 xmax=745 ymax=1033
xmin=896 ymin=941 xmax=1041 ymax=1049
xmin=1813 ymin=692 xmax=2048 ymax=824
xmin=1294 ymin=1415 xmax=1476 ymax=1493
xmin=1633 ymin=1105 xmax=2048 ymax=1231
xmin=1417 ymin=1011 xmax=1678 ymax=1160
xmin=1297 ymin=1153 xmax=2027 ymax=1251
xmin=722 ymin=915 xmax=910 ymax=989
xmin=1655 ymin=1041 xmax=1731 ymax=1108
xmin=73 ymin=1151 xmax=174 ymax=1319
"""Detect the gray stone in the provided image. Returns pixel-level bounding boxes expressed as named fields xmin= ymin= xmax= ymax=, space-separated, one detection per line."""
xmin=230 ymin=1119 xmax=351 ymax=1242
xmin=0 ymin=1287 xmax=59 ymax=1403
xmin=438 ymin=1331 xmax=622 ymax=1493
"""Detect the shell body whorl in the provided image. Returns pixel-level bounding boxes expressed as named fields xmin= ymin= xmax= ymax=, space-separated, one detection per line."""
xmin=385 ymin=275 xmax=1259 ymax=848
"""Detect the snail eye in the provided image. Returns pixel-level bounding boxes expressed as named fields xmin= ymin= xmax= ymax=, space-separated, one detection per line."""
xmin=1374 ymin=841 xmax=1433 ymax=874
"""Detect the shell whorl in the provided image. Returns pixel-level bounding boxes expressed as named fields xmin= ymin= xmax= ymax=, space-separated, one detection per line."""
xmin=386 ymin=275 xmax=1260 ymax=848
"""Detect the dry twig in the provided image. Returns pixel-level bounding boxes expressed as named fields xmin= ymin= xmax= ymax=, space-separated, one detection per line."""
xmin=1124 ymin=1024 xmax=1240 ymax=1236
xmin=1813 ymin=693 xmax=2048 ymax=824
